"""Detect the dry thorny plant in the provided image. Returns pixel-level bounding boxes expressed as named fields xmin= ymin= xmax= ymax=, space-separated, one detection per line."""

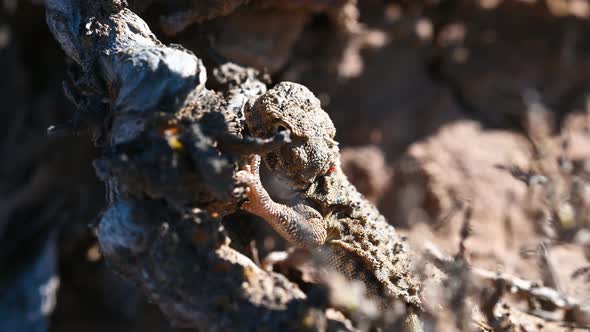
xmin=424 ymin=92 xmax=590 ymax=331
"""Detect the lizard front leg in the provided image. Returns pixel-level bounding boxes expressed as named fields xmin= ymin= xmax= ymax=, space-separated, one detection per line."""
xmin=236 ymin=155 xmax=327 ymax=248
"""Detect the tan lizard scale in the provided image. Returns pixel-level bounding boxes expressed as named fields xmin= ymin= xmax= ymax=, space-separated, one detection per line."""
xmin=239 ymin=156 xmax=327 ymax=247
xmin=236 ymin=81 xmax=422 ymax=309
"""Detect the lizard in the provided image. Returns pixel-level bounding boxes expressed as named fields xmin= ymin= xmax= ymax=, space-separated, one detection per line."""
xmin=235 ymin=81 xmax=422 ymax=316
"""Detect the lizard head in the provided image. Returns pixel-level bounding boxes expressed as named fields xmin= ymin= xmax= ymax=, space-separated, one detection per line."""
xmin=246 ymin=82 xmax=339 ymax=188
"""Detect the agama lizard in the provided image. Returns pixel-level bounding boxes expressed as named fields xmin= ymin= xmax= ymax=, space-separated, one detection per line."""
xmin=236 ymin=82 xmax=422 ymax=317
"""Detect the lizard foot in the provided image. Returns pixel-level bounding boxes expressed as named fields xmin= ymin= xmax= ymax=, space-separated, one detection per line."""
xmin=236 ymin=155 xmax=268 ymax=214
xmin=236 ymin=154 xmax=327 ymax=247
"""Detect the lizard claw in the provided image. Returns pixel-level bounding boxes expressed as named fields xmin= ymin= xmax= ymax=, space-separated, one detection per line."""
xmin=236 ymin=159 xmax=266 ymax=214
xmin=241 ymin=200 xmax=255 ymax=214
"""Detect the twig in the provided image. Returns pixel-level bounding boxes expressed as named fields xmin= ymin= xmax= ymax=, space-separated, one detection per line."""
xmin=248 ymin=240 xmax=261 ymax=266
xmin=433 ymin=198 xmax=465 ymax=231
xmin=481 ymin=277 xmax=506 ymax=330
xmin=456 ymin=204 xmax=473 ymax=259
xmin=424 ymin=243 xmax=585 ymax=310
xmin=470 ymin=267 xmax=575 ymax=309
xmin=538 ymin=242 xmax=561 ymax=293
xmin=571 ymin=266 xmax=590 ymax=280
xmin=261 ymin=251 xmax=289 ymax=271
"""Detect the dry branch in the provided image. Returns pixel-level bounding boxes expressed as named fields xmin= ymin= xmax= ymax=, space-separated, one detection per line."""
xmin=424 ymin=243 xmax=590 ymax=327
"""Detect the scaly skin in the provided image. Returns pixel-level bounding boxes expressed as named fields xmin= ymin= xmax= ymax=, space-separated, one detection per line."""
xmin=236 ymin=82 xmax=422 ymax=316
xmin=238 ymin=155 xmax=327 ymax=247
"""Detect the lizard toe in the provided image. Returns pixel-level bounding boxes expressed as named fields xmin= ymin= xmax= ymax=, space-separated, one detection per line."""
xmin=241 ymin=200 xmax=253 ymax=213
xmin=236 ymin=170 xmax=255 ymax=183
xmin=250 ymin=155 xmax=261 ymax=176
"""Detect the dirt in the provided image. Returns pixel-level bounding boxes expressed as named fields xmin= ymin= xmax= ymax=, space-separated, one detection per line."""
xmin=384 ymin=118 xmax=590 ymax=330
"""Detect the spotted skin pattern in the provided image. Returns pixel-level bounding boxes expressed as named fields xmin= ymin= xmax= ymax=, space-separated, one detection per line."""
xmin=236 ymin=82 xmax=422 ymax=312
